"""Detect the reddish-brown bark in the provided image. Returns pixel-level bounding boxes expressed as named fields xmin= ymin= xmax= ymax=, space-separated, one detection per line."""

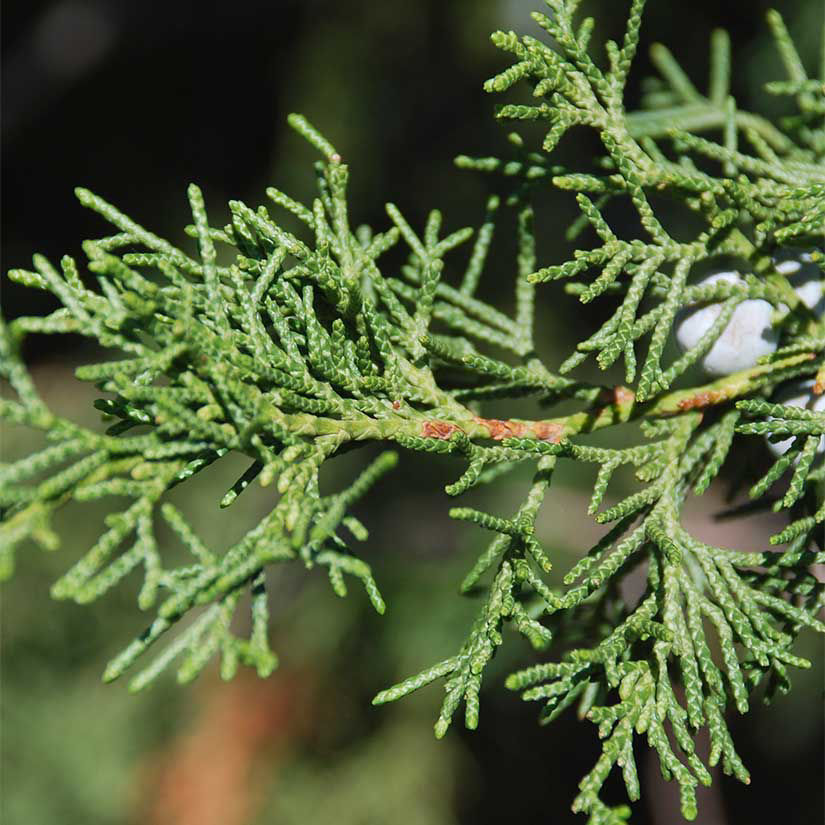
xmin=677 ymin=389 xmax=727 ymax=411
xmin=421 ymin=420 xmax=461 ymax=439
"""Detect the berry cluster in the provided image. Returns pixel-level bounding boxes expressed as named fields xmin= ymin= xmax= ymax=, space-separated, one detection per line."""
xmin=676 ymin=249 xmax=824 ymax=456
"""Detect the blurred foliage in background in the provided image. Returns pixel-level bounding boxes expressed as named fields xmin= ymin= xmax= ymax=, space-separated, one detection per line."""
xmin=1 ymin=1 xmax=822 ymax=823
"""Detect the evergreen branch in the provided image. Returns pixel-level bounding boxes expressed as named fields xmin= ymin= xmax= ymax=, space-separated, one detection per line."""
xmin=2 ymin=3 xmax=824 ymax=823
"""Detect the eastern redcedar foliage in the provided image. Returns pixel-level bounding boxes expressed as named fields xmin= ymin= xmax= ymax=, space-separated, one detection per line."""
xmin=1 ymin=2 xmax=823 ymax=822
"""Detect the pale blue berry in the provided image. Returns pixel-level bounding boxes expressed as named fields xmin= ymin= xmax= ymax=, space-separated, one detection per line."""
xmin=765 ymin=379 xmax=825 ymax=458
xmin=675 ymin=271 xmax=778 ymax=378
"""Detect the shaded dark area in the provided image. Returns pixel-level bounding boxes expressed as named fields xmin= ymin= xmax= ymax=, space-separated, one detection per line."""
xmin=2 ymin=2 xmax=823 ymax=825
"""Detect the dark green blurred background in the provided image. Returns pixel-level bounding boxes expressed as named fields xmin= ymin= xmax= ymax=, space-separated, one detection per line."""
xmin=2 ymin=2 xmax=823 ymax=824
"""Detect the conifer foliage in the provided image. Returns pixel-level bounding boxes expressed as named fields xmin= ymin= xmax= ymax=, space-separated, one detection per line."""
xmin=1 ymin=1 xmax=824 ymax=821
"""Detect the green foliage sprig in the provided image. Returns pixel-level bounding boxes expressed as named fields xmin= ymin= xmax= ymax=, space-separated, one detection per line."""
xmin=1 ymin=2 xmax=823 ymax=822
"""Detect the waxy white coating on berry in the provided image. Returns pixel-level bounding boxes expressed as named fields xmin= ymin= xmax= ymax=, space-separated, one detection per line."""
xmin=675 ymin=271 xmax=778 ymax=378
xmin=773 ymin=249 xmax=825 ymax=317
xmin=765 ymin=379 xmax=825 ymax=458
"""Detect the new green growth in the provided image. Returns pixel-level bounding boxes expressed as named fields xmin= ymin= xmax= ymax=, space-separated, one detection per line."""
xmin=1 ymin=1 xmax=823 ymax=822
